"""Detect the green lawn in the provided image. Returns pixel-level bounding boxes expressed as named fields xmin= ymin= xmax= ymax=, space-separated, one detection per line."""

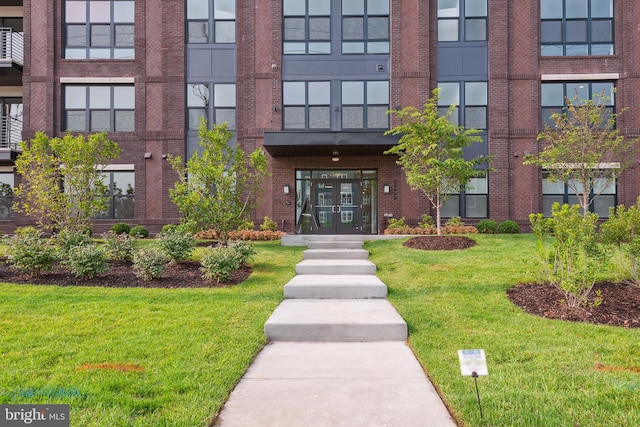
xmin=367 ymin=234 xmax=640 ymax=427
xmin=2 ymin=235 xmax=639 ymax=426
xmin=0 ymin=241 xmax=303 ymax=427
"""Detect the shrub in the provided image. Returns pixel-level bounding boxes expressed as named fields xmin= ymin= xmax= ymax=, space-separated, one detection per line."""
xmin=444 ymin=216 xmax=464 ymax=227
xmin=600 ymin=202 xmax=640 ymax=285
xmin=7 ymin=229 xmax=57 ymax=277
xmin=228 ymin=240 xmax=256 ymax=266
xmin=132 ymin=247 xmax=167 ymax=281
xmin=156 ymin=228 xmax=196 ymax=263
xmin=14 ymin=226 xmax=40 ymax=237
xmin=260 ymin=217 xmax=278 ymax=232
xmin=236 ymin=221 xmax=255 ymax=231
xmin=161 ymin=224 xmax=178 ymax=234
xmin=386 ymin=217 xmax=410 ymax=234
xmin=101 ymin=231 xmax=137 ymax=262
xmin=418 ymin=214 xmax=435 ymax=229
xmin=129 ymin=225 xmax=149 ymax=238
xmin=109 ymin=222 xmax=131 ymax=235
xmin=476 ymin=219 xmax=498 ymax=234
xmin=54 ymin=230 xmax=93 ymax=258
xmin=64 ymin=244 xmax=108 ymax=279
xmin=498 ymin=220 xmax=520 ymax=234
xmin=200 ymin=245 xmax=239 ymax=282
xmin=530 ymin=203 xmax=605 ymax=307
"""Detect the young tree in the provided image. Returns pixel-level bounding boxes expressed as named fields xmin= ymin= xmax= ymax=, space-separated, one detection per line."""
xmin=384 ymin=89 xmax=490 ymax=236
xmin=13 ymin=132 xmax=121 ymax=234
xmin=525 ymin=91 xmax=636 ymax=216
xmin=167 ymin=121 xmax=269 ymax=243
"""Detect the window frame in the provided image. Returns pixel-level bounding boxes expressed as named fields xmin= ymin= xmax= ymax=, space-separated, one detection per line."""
xmin=341 ymin=0 xmax=390 ymax=54
xmin=441 ymin=174 xmax=489 ymax=219
xmin=541 ymin=170 xmax=616 ymax=218
xmin=186 ymin=83 xmax=237 ymax=130
xmin=540 ymin=0 xmax=614 ymax=56
xmin=540 ymin=81 xmax=615 ymax=127
xmin=437 ymin=0 xmax=488 ymax=42
xmin=93 ymin=170 xmax=135 ymax=220
xmin=63 ymin=85 xmax=135 ymax=133
xmin=282 ymin=81 xmax=331 ymax=130
xmin=0 ymin=172 xmax=14 ymax=220
xmin=283 ymin=0 xmax=331 ymax=55
xmin=63 ymin=0 xmax=135 ymax=60
xmin=341 ymin=80 xmax=389 ymax=130
xmin=187 ymin=0 xmax=236 ymax=44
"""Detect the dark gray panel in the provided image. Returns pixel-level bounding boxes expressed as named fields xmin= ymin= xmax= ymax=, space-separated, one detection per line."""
xmin=437 ymin=45 xmax=488 ymax=79
xmin=462 ymin=46 xmax=487 ymax=78
xmin=187 ymin=46 xmax=236 ymax=80
xmin=436 ymin=47 xmax=463 ymax=77
xmin=282 ymin=55 xmax=389 ymax=81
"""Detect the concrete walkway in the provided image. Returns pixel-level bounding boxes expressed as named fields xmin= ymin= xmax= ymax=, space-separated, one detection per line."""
xmin=213 ymin=236 xmax=457 ymax=427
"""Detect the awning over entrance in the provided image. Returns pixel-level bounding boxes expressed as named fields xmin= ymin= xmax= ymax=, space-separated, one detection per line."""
xmin=263 ymin=131 xmax=399 ymax=157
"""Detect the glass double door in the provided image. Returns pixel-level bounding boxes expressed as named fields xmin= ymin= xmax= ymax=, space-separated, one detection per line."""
xmin=313 ymin=180 xmax=360 ymax=234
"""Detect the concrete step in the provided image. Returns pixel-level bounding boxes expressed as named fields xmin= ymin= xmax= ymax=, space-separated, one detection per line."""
xmin=296 ymin=259 xmax=376 ymax=275
xmin=284 ymin=275 xmax=387 ymax=299
xmin=264 ymin=299 xmax=407 ymax=342
xmin=307 ymin=241 xmax=364 ymax=250
xmin=303 ymin=248 xmax=369 ymax=260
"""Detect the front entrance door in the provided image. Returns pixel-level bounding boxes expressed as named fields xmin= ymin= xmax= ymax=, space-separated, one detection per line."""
xmin=313 ymin=180 xmax=360 ymax=234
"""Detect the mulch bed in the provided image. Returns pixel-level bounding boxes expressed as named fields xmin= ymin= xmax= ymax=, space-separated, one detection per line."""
xmin=403 ymin=235 xmax=477 ymax=250
xmin=403 ymin=235 xmax=640 ymax=329
xmin=0 ymin=259 xmax=250 ymax=288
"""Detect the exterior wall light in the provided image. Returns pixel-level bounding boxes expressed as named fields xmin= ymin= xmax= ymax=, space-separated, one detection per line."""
xmin=331 ymin=151 xmax=340 ymax=162
xmin=283 ymin=184 xmax=290 ymax=194
xmin=383 ymin=184 xmax=390 ymax=193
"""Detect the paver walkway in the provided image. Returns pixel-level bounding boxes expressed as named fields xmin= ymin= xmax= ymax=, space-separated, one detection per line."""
xmin=213 ymin=236 xmax=457 ymax=426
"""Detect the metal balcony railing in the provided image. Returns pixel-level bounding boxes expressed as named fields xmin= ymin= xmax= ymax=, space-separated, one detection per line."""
xmin=0 ymin=28 xmax=24 ymax=66
xmin=0 ymin=115 xmax=22 ymax=150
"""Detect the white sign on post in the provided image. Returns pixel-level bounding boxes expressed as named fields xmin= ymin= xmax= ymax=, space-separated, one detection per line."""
xmin=458 ymin=349 xmax=488 ymax=376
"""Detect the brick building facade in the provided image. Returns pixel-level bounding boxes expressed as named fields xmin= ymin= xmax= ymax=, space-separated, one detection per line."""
xmin=0 ymin=0 xmax=638 ymax=235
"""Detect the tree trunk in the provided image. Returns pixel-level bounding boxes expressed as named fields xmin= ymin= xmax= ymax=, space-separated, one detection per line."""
xmin=435 ymin=194 xmax=442 ymax=236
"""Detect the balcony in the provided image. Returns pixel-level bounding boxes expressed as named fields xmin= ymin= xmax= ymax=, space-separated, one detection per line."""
xmin=0 ymin=28 xmax=23 ymax=84
xmin=0 ymin=114 xmax=22 ymax=161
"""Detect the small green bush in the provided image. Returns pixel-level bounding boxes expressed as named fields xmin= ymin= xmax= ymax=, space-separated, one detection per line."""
xmin=101 ymin=231 xmax=137 ymax=262
xmin=237 ymin=220 xmax=255 ymax=231
xmin=161 ymin=224 xmax=178 ymax=234
xmin=7 ymin=229 xmax=57 ymax=277
xmin=129 ymin=225 xmax=149 ymax=238
xmin=156 ymin=228 xmax=196 ymax=263
xmin=200 ymin=246 xmax=239 ymax=282
xmin=476 ymin=219 xmax=498 ymax=234
xmin=54 ymin=230 xmax=93 ymax=258
xmin=418 ymin=214 xmax=435 ymax=229
xmin=445 ymin=216 xmax=464 ymax=227
xmin=14 ymin=226 xmax=39 ymax=237
xmin=260 ymin=217 xmax=278 ymax=232
xmin=109 ymin=222 xmax=131 ymax=235
xmin=228 ymin=240 xmax=256 ymax=266
xmin=64 ymin=244 xmax=108 ymax=279
xmin=132 ymin=247 xmax=167 ymax=281
xmin=498 ymin=220 xmax=521 ymax=234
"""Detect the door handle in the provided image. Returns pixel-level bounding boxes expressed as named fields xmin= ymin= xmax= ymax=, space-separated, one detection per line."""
xmin=336 ymin=205 xmax=341 ymax=213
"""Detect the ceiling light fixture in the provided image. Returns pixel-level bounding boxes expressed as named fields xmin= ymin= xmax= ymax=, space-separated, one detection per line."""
xmin=331 ymin=151 xmax=340 ymax=162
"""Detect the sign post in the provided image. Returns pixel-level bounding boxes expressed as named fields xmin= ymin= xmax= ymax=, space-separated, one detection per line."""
xmin=458 ymin=349 xmax=488 ymax=419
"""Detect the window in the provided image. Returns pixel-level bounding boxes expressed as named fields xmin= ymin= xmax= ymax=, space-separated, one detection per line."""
xmin=0 ymin=172 xmax=13 ymax=219
xmin=187 ymin=0 xmax=236 ymax=43
xmin=442 ymin=175 xmax=488 ymax=218
xmin=64 ymin=85 xmax=134 ymax=132
xmin=187 ymin=83 xmax=236 ymax=130
xmin=437 ymin=81 xmax=487 ymax=129
xmin=541 ymin=81 xmax=614 ymax=126
xmin=438 ymin=0 xmax=487 ymax=42
xmin=64 ymin=0 xmax=134 ymax=59
xmin=542 ymin=171 xmax=615 ymax=217
xmin=342 ymin=0 xmax=389 ymax=54
xmin=283 ymin=81 xmax=331 ymax=129
xmin=94 ymin=171 xmax=135 ymax=219
xmin=540 ymin=0 xmax=613 ymax=56
xmin=341 ymin=81 xmax=389 ymax=129
xmin=283 ymin=0 xmax=331 ymax=54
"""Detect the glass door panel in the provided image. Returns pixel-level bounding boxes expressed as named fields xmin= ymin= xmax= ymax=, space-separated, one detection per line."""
xmin=314 ymin=181 xmax=335 ymax=233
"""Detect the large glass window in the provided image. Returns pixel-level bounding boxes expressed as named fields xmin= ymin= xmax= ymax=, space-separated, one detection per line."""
xmin=64 ymin=0 xmax=135 ymax=59
xmin=94 ymin=171 xmax=135 ymax=219
xmin=187 ymin=83 xmax=236 ymax=130
xmin=0 ymin=172 xmax=14 ymax=220
xmin=342 ymin=0 xmax=389 ymax=54
xmin=540 ymin=0 xmax=613 ymax=56
xmin=341 ymin=81 xmax=389 ymax=129
xmin=283 ymin=81 xmax=331 ymax=129
xmin=542 ymin=171 xmax=615 ymax=217
xmin=442 ymin=175 xmax=489 ymax=218
xmin=64 ymin=85 xmax=135 ymax=132
xmin=187 ymin=0 xmax=236 ymax=43
xmin=283 ymin=0 xmax=331 ymax=54
xmin=437 ymin=81 xmax=487 ymax=129
xmin=541 ymin=81 xmax=614 ymax=126
xmin=438 ymin=0 xmax=487 ymax=42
